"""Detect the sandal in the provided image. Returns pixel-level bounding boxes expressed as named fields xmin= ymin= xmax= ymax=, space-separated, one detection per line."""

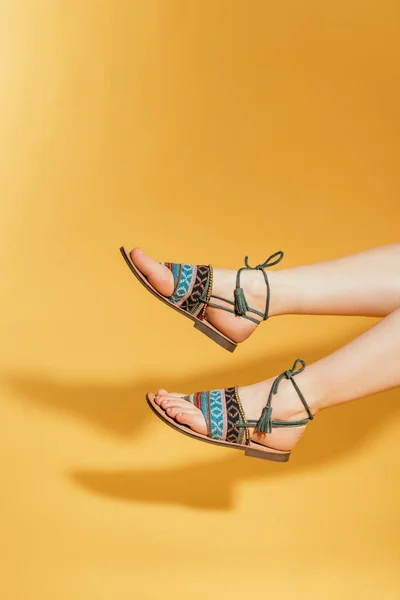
xmin=146 ymin=359 xmax=314 ymax=462
xmin=120 ymin=247 xmax=284 ymax=352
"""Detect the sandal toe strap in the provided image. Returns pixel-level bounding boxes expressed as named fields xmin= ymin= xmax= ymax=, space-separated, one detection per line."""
xmin=184 ymin=387 xmax=250 ymax=445
xmin=162 ymin=262 xmax=212 ymax=317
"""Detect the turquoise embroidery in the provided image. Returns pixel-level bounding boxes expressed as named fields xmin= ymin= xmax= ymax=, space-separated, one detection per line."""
xmin=169 ymin=263 xmax=194 ymax=304
xmin=209 ymin=389 xmax=224 ymax=440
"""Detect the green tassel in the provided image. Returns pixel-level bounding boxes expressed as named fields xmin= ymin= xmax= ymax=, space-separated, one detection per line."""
xmin=234 ymin=287 xmax=249 ymax=315
xmin=256 ymin=405 xmax=273 ymax=434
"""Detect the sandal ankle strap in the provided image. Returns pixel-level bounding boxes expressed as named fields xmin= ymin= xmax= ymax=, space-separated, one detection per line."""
xmin=234 ymin=251 xmax=284 ymax=319
xmin=203 ymin=250 xmax=284 ymax=324
xmin=238 ymin=359 xmax=314 ymax=434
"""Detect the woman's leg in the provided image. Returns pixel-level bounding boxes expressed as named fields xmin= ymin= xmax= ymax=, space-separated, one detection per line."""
xmin=155 ymin=307 xmax=400 ymax=452
xmin=131 ymin=243 xmax=400 ymax=342
xmin=269 ymin=242 xmax=400 ymax=317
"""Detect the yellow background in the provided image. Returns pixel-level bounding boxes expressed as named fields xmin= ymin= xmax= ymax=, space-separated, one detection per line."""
xmin=1 ymin=1 xmax=399 ymax=598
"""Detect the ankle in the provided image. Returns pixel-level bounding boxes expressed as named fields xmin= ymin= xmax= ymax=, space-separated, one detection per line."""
xmin=265 ymin=369 xmax=323 ymax=422
xmin=292 ymin=368 xmax=326 ymax=417
xmin=267 ymin=270 xmax=297 ymax=317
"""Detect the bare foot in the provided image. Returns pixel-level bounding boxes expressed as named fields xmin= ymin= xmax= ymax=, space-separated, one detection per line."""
xmin=130 ymin=248 xmax=274 ymax=343
xmin=152 ymin=374 xmax=314 ymax=452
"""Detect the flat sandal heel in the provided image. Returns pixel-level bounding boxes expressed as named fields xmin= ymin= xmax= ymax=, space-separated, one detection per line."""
xmin=245 ymin=447 xmax=291 ymax=462
xmin=194 ymin=320 xmax=237 ymax=353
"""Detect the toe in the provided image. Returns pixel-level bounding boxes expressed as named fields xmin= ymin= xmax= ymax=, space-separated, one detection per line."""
xmin=154 ymin=394 xmax=162 ymax=406
xmin=157 ymin=389 xmax=186 ymax=398
xmin=175 ymin=411 xmax=208 ymax=435
xmin=130 ymin=248 xmax=174 ymax=296
xmin=153 ymin=393 xmax=208 ymax=435
xmin=153 ymin=392 xmax=182 ymax=406
xmin=166 ymin=405 xmax=198 ymax=418
xmin=159 ymin=397 xmax=190 ymax=410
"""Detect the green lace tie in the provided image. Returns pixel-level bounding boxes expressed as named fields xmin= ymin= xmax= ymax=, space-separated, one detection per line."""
xmin=234 ymin=251 xmax=284 ymax=319
xmin=238 ymin=359 xmax=314 ymax=434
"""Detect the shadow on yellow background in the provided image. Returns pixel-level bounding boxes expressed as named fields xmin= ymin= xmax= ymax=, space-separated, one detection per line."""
xmin=6 ymin=342 xmax=400 ymax=511
xmin=1 ymin=1 xmax=399 ymax=599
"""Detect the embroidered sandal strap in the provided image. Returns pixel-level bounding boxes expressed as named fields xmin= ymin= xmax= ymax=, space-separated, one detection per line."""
xmin=162 ymin=262 xmax=212 ymax=318
xmin=183 ymin=387 xmax=250 ymax=445
xmin=238 ymin=359 xmax=314 ymax=434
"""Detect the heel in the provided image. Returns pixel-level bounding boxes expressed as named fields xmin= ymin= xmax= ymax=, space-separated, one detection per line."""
xmin=194 ymin=319 xmax=237 ymax=353
xmin=245 ymin=446 xmax=291 ymax=462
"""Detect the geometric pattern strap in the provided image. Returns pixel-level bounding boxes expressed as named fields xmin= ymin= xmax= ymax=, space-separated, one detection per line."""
xmin=183 ymin=389 xmax=226 ymax=441
xmin=183 ymin=387 xmax=250 ymax=445
xmin=225 ymin=387 xmax=246 ymax=445
xmin=162 ymin=262 xmax=211 ymax=317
